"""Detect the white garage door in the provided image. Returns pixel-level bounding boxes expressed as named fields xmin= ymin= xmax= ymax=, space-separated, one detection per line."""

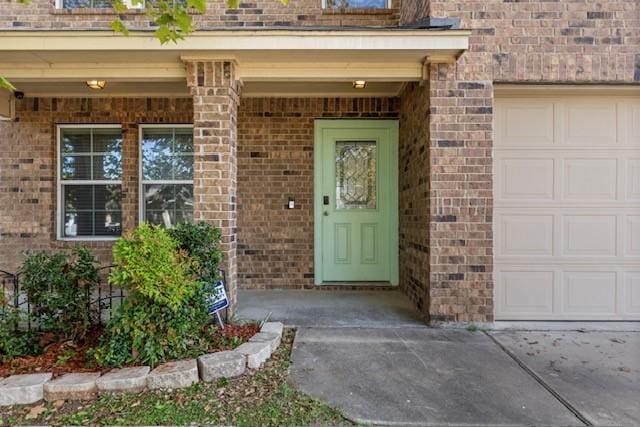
xmin=494 ymin=94 xmax=640 ymax=320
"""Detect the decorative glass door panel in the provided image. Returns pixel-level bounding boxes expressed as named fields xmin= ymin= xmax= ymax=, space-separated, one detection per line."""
xmin=335 ymin=141 xmax=377 ymax=210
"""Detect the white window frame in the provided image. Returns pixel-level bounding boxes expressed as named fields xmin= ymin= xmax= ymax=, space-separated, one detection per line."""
xmin=56 ymin=124 xmax=123 ymax=241
xmin=321 ymin=0 xmax=392 ymax=8
xmin=138 ymin=124 xmax=195 ymax=226
xmin=54 ymin=0 xmax=183 ymax=9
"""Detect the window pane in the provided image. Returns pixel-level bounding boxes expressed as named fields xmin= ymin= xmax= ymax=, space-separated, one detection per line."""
xmin=94 ymin=211 xmax=122 ymax=236
xmin=63 ymin=185 xmax=121 ymax=237
xmin=143 ymin=184 xmax=193 ymax=228
xmin=174 ymin=129 xmax=194 ymax=153
xmin=174 ymin=184 xmax=194 ymax=210
xmin=92 ymin=129 xmax=122 ymax=153
xmin=62 ymin=155 xmax=91 ymax=180
xmin=142 ymin=128 xmax=193 ymax=181
xmin=62 ymin=0 xmax=111 ymax=7
xmin=94 ymin=185 xmax=122 ymax=211
xmin=142 ymin=133 xmax=174 ymax=180
xmin=335 ymin=141 xmax=377 ymax=209
xmin=64 ymin=211 xmax=93 ymax=237
xmin=326 ymin=0 xmax=387 ymax=8
xmin=64 ymin=185 xmax=94 ymax=211
xmin=93 ymin=154 xmax=122 ymax=180
xmin=61 ymin=129 xmax=91 ymax=154
xmin=173 ymin=154 xmax=193 ymax=180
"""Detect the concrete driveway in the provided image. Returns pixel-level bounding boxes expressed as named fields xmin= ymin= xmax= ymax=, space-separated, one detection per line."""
xmin=289 ymin=327 xmax=640 ymax=427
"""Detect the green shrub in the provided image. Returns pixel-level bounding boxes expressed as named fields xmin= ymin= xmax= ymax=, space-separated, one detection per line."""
xmin=0 ymin=303 xmax=40 ymax=362
xmin=94 ymin=222 xmax=222 ymax=367
xmin=109 ymin=223 xmax=199 ymax=310
xmin=167 ymin=221 xmax=222 ymax=282
xmin=91 ymin=291 xmax=209 ymax=367
xmin=20 ymin=248 xmax=99 ymax=341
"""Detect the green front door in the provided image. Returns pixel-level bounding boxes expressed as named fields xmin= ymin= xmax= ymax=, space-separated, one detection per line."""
xmin=314 ymin=120 xmax=398 ymax=285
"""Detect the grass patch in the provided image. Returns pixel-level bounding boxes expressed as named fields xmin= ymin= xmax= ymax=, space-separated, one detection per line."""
xmin=0 ymin=330 xmax=351 ymax=426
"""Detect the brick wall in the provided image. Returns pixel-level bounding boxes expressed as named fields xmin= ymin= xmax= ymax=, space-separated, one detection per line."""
xmin=0 ymin=97 xmax=192 ymax=272
xmin=399 ymin=0 xmax=427 ymax=25
xmin=396 ymin=0 xmax=639 ymax=322
xmin=398 ymin=82 xmax=430 ymax=320
xmin=236 ymin=97 xmax=399 ymax=289
xmin=1 ymin=0 xmax=400 ymax=30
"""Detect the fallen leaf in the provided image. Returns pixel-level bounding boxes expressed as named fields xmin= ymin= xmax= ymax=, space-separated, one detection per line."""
xmin=25 ymin=404 xmax=46 ymax=420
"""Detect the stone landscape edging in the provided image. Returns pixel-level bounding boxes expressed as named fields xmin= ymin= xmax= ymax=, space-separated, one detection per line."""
xmin=0 ymin=322 xmax=285 ymax=406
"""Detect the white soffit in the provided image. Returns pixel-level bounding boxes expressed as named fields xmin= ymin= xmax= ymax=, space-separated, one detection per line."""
xmin=11 ymin=81 xmax=406 ymax=98
xmin=0 ymin=30 xmax=470 ymax=83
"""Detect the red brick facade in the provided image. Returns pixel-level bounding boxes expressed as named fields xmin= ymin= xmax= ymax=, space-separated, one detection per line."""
xmin=0 ymin=97 xmax=192 ymax=271
xmin=1 ymin=0 xmax=400 ymax=29
xmin=395 ymin=0 xmax=639 ymax=322
xmin=237 ymin=97 xmax=399 ymax=289
xmin=1 ymin=0 xmax=638 ymax=323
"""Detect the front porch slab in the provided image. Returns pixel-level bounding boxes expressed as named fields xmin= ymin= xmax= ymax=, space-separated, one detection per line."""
xmin=237 ymin=290 xmax=424 ymax=328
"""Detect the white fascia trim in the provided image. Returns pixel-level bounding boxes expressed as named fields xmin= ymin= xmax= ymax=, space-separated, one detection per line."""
xmin=0 ymin=30 xmax=471 ymax=52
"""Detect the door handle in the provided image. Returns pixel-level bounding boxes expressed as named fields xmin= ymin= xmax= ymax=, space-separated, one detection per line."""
xmin=323 ymin=211 xmax=329 ymax=216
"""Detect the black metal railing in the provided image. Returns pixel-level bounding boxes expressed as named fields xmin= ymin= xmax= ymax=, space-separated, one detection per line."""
xmin=0 ymin=265 xmax=125 ymax=331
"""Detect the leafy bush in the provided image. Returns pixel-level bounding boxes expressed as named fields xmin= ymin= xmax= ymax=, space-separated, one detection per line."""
xmin=109 ymin=223 xmax=199 ymax=310
xmin=167 ymin=221 xmax=222 ymax=282
xmin=91 ymin=292 xmax=210 ymax=367
xmin=0 ymin=303 xmax=40 ymax=362
xmin=94 ymin=222 xmax=223 ymax=367
xmin=20 ymin=248 xmax=99 ymax=341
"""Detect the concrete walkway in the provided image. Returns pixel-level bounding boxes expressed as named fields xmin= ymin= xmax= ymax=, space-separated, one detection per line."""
xmin=289 ymin=328 xmax=639 ymax=426
xmin=238 ymin=290 xmax=640 ymax=426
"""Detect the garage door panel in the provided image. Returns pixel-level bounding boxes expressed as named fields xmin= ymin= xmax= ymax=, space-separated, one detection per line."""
xmin=625 ymin=216 xmax=640 ymax=256
xmin=497 ymin=158 xmax=555 ymax=201
xmin=627 ymin=159 xmax=640 ymax=200
xmin=564 ymin=101 xmax=618 ymax=145
xmin=498 ymin=270 xmax=554 ymax=316
xmin=496 ymin=214 xmax=553 ymax=256
xmin=563 ymin=158 xmax=618 ymax=201
xmin=630 ymin=104 xmax=640 ymax=144
xmin=497 ymin=101 xmax=554 ymax=146
xmin=562 ymin=215 xmax=617 ymax=257
xmin=562 ymin=271 xmax=617 ymax=315
xmin=625 ymin=272 xmax=640 ymax=315
xmin=495 ymin=95 xmax=640 ymax=320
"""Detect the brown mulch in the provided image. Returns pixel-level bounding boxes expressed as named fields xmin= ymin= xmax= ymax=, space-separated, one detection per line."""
xmin=0 ymin=326 xmax=105 ymax=378
xmin=0 ymin=323 xmax=260 ymax=378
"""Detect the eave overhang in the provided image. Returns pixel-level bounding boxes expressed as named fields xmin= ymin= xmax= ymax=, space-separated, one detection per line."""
xmin=0 ymin=29 xmax=469 ymax=100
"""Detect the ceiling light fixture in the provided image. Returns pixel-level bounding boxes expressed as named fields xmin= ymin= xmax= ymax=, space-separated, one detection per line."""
xmin=352 ymin=80 xmax=367 ymax=89
xmin=86 ymin=80 xmax=107 ymax=90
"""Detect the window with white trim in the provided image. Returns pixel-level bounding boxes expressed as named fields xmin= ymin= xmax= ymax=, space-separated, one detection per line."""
xmin=58 ymin=126 xmax=123 ymax=239
xmin=55 ymin=0 xmax=185 ymax=9
xmin=323 ymin=0 xmax=390 ymax=8
xmin=140 ymin=126 xmax=194 ymax=227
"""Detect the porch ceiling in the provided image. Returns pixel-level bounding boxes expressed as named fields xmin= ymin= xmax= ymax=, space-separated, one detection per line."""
xmin=0 ymin=29 xmax=469 ymax=97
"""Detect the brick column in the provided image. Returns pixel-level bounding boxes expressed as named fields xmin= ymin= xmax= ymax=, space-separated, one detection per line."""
xmin=428 ymin=63 xmax=494 ymax=323
xmin=186 ymin=60 xmax=241 ymax=315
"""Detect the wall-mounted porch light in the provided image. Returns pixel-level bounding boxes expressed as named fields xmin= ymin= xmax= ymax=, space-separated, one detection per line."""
xmin=86 ymin=80 xmax=107 ymax=90
xmin=352 ymin=80 xmax=367 ymax=89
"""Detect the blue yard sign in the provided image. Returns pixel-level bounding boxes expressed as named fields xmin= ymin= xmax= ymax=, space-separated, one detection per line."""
xmin=205 ymin=279 xmax=229 ymax=328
